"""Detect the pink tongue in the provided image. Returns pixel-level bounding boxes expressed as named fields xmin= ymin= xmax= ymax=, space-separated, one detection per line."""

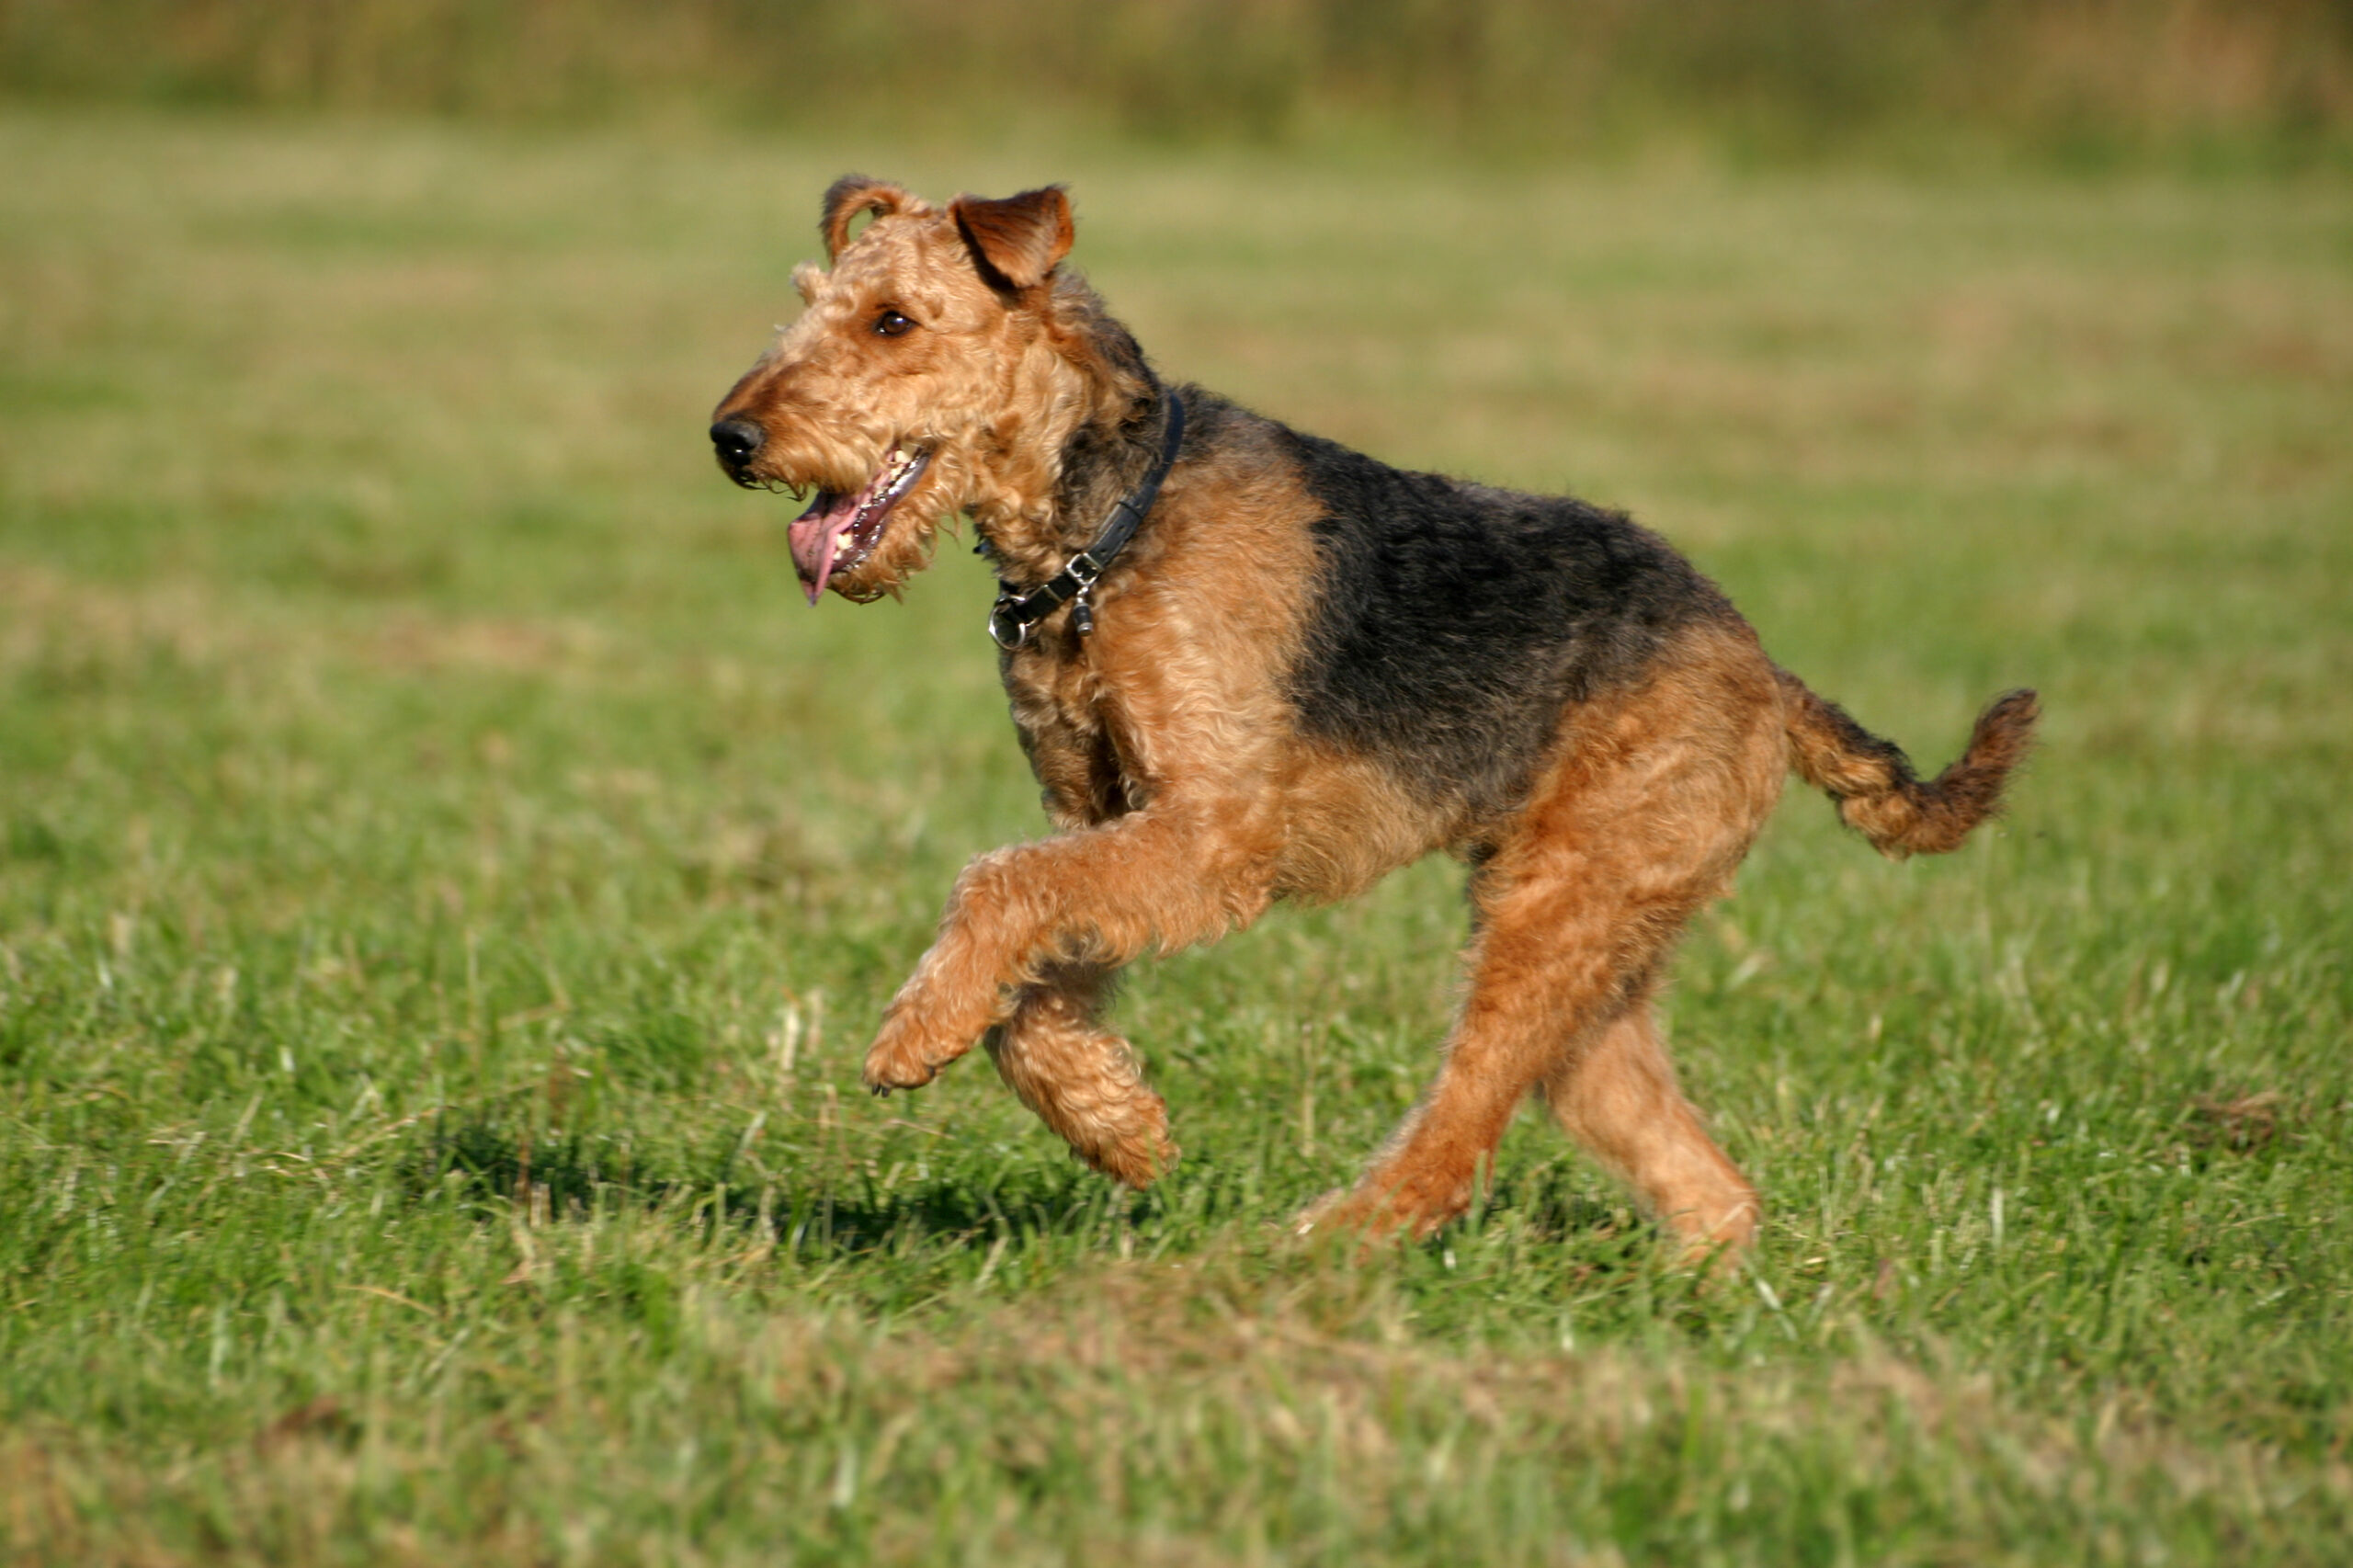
xmin=788 ymin=492 xmax=856 ymax=604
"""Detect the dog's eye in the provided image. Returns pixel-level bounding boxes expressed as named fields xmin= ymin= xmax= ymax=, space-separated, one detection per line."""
xmin=874 ymin=309 xmax=915 ymax=337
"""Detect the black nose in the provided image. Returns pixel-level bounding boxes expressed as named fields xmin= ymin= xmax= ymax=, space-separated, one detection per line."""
xmin=710 ymin=418 xmax=764 ymax=467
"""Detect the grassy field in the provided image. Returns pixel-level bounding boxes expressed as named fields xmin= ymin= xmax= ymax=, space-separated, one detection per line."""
xmin=1 ymin=107 xmax=2348 ymax=1564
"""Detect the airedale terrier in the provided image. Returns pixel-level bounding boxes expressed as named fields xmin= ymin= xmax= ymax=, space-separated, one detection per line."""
xmin=709 ymin=177 xmax=2038 ymax=1261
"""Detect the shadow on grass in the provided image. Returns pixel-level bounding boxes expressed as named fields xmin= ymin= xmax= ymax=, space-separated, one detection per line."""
xmin=401 ymin=1109 xmax=1677 ymax=1312
xmin=410 ymin=1112 xmax=1155 ymax=1255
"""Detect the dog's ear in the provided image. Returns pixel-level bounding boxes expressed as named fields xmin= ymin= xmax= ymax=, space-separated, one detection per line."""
xmin=950 ymin=187 xmax=1074 ymax=292
xmin=821 ymin=176 xmax=909 ymax=262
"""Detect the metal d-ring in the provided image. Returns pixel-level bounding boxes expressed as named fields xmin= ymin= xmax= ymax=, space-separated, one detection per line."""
xmin=987 ymin=596 xmax=1031 ymax=651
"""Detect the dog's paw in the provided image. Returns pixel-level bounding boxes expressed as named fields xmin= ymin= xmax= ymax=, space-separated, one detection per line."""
xmin=859 ymin=1042 xmax=940 ymax=1094
xmin=1072 ymin=1096 xmax=1178 ymax=1190
xmin=859 ymin=1010 xmax=973 ymax=1094
xmin=1285 ymin=1189 xmax=1422 ymax=1265
xmin=1289 ymin=1187 xmax=1347 ymax=1237
xmin=1290 ymin=1174 xmax=1466 ymax=1246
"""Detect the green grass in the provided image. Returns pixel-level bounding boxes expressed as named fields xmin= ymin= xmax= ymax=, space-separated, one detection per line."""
xmin=2 ymin=107 xmax=2349 ymax=1564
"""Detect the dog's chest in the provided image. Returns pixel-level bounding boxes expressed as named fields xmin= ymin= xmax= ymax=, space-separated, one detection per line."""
xmin=1001 ymin=645 xmax=1143 ymax=826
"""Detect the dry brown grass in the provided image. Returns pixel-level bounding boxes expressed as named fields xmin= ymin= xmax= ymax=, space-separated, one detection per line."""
xmin=4 ymin=0 xmax=2348 ymax=160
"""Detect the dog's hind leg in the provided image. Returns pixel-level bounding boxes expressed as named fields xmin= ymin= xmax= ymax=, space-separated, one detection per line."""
xmin=986 ymin=960 xmax=1176 ymax=1187
xmin=1301 ymin=624 xmax=1783 ymax=1259
xmin=1297 ymin=851 xmax=1690 ymax=1248
xmin=1538 ymin=995 xmax=1756 ymax=1260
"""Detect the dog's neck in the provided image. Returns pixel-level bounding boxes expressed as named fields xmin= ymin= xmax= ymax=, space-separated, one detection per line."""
xmin=971 ymin=361 xmax=1169 ymax=592
xmin=983 ymin=384 xmax=1185 ymax=651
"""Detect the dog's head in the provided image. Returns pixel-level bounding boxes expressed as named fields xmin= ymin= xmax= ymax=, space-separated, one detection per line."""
xmin=710 ymin=176 xmax=1142 ymax=604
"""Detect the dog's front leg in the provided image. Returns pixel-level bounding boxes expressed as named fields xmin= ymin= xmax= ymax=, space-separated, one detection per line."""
xmin=861 ymin=805 xmax=1268 ymax=1096
xmin=984 ymin=960 xmax=1176 ymax=1187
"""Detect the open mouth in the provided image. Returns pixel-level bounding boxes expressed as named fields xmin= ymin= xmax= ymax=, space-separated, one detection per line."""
xmin=786 ymin=446 xmax=932 ymax=603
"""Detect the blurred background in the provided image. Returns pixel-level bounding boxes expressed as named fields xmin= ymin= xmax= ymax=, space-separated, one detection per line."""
xmin=6 ymin=0 xmax=2350 ymax=165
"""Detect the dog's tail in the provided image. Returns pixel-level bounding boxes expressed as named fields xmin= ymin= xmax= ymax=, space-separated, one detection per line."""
xmin=1778 ymin=670 xmax=2040 ymax=858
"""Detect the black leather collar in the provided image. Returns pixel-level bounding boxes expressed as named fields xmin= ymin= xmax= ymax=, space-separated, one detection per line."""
xmin=988 ymin=389 xmax=1186 ymax=651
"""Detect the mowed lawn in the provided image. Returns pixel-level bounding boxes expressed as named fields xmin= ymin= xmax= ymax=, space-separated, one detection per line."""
xmin=1 ymin=108 xmax=2348 ymax=1564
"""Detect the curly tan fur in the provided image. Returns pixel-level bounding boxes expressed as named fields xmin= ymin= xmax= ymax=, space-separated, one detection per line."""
xmin=708 ymin=179 xmax=2040 ymax=1266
